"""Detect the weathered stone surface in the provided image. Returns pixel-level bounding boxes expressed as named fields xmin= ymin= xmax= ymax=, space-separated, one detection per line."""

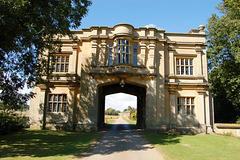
xmin=29 ymin=24 xmax=214 ymax=133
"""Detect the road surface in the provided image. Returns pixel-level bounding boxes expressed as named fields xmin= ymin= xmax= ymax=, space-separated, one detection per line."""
xmin=78 ymin=114 xmax=164 ymax=160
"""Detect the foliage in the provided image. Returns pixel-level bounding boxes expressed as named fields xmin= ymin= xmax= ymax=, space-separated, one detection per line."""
xmin=143 ymin=133 xmax=240 ymax=160
xmin=105 ymin=108 xmax=120 ymax=115
xmin=122 ymin=114 xmax=136 ymax=125
xmin=0 ymin=129 xmax=100 ymax=160
xmin=131 ymin=111 xmax=137 ymax=121
xmin=0 ymin=0 xmax=92 ymax=110
xmin=206 ymin=0 xmax=240 ymax=122
xmin=236 ymin=117 xmax=240 ymax=124
xmin=0 ymin=111 xmax=24 ymax=135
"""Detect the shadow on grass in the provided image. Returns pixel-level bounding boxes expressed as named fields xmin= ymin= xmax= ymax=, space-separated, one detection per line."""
xmin=0 ymin=129 xmax=100 ymax=158
xmin=143 ymin=133 xmax=182 ymax=145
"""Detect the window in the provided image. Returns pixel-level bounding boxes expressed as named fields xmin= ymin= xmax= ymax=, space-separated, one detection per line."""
xmin=177 ymin=97 xmax=195 ymax=115
xmin=109 ymin=43 xmax=113 ymax=65
xmin=176 ymin=58 xmax=193 ymax=75
xmin=48 ymin=94 xmax=67 ymax=112
xmin=116 ymin=39 xmax=130 ymax=64
xmin=133 ymin=43 xmax=138 ymax=66
xmin=52 ymin=55 xmax=69 ymax=72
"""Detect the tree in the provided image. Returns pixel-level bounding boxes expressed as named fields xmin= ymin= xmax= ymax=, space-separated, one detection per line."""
xmin=206 ymin=0 xmax=240 ymax=122
xmin=0 ymin=0 xmax=92 ymax=110
xmin=105 ymin=108 xmax=120 ymax=115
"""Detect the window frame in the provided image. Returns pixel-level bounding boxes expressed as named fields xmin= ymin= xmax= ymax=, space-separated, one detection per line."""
xmin=48 ymin=94 xmax=68 ymax=113
xmin=52 ymin=55 xmax=69 ymax=73
xmin=176 ymin=58 xmax=194 ymax=76
xmin=177 ymin=97 xmax=195 ymax=116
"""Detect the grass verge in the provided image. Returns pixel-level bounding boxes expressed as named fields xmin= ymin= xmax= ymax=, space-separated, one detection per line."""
xmin=143 ymin=133 xmax=240 ymax=160
xmin=0 ymin=129 xmax=101 ymax=160
xmin=122 ymin=115 xmax=136 ymax=125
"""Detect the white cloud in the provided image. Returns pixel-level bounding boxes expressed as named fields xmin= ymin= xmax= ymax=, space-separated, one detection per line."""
xmin=145 ymin=24 xmax=164 ymax=30
xmin=105 ymin=93 xmax=137 ymax=112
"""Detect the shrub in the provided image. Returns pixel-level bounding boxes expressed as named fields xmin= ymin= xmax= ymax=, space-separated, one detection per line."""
xmin=0 ymin=111 xmax=24 ymax=135
xmin=131 ymin=111 xmax=137 ymax=121
xmin=236 ymin=117 xmax=240 ymax=124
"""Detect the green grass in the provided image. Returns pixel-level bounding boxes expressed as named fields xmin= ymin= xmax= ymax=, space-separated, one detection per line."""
xmin=0 ymin=129 xmax=101 ymax=160
xmin=143 ymin=133 xmax=240 ymax=160
xmin=122 ymin=115 xmax=136 ymax=125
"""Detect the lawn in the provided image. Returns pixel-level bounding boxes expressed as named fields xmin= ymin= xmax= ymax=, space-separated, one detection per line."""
xmin=105 ymin=115 xmax=119 ymax=124
xmin=143 ymin=133 xmax=240 ymax=160
xmin=0 ymin=129 xmax=101 ymax=160
xmin=122 ymin=115 xmax=136 ymax=125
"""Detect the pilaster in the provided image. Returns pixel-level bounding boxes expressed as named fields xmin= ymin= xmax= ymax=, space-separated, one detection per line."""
xmin=148 ymin=41 xmax=156 ymax=69
xmin=91 ymin=40 xmax=98 ymax=66
xmin=99 ymin=40 xmax=106 ymax=66
xmin=139 ymin=42 xmax=146 ymax=66
xmin=169 ymin=88 xmax=177 ymax=128
xmin=196 ymin=46 xmax=203 ymax=76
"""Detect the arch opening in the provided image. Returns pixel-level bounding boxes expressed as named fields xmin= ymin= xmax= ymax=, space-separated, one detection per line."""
xmin=98 ymin=83 xmax=146 ymax=130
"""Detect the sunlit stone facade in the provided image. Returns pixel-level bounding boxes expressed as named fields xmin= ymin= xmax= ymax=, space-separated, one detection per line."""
xmin=29 ymin=23 xmax=214 ymax=133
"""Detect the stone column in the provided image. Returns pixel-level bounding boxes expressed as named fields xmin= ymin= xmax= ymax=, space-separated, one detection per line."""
xmin=72 ymin=43 xmax=78 ymax=74
xmin=197 ymin=90 xmax=206 ymax=131
xmin=196 ymin=46 xmax=203 ymax=76
xmin=99 ymin=40 xmax=106 ymax=66
xmin=91 ymin=40 xmax=98 ymax=66
xmin=168 ymin=45 xmax=175 ymax=77
xmin=205 ymin=90 xmax=213 ymax=133
xmin=169 ymin=88 xmax=176 ymax=128
xmin=68 ymin=86 xmax=77 ymax=130
xmin=139 ymin=42 xmax=146 ymax=66
xmin=148 ymin=41 xmax=156 ymax=69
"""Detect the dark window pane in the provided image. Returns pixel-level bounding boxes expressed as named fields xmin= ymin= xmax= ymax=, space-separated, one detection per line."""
xmin=134 ymin=49 xmax=137 ymax=56
xmin=134 ymin=43 xmax=137 ymax=48
xmin=61 ymin=64 xmax=64 ymax=72
xmin=176 ymin=59 xmax=179 ymax=65
xmin=190 ymin=59 xmax=193 ymax=65
xmin=181 ymin=66 xmax=184 ymax=75
xmin=59 ymin=95 xmax=62 ymax=101
xmin=187 ymin=106 xmax=190 ymax=115
xmin=65 ymin=64 xmax=69 ymax=72
xmin=122 ymin=46 xmax=125 ymax=52
xmin=66 ymin=57 xmax=69 ymax=62
xmin=191 ymin=98 xmax=194 ymax=104
xmin=191 ymin=106 xmax=194 ymax=115
xmin=122 ymin=40 xmax=125 ymax=44
xmin=57 ymin=57 xmax=61 ymax=62
xmin=52 ymin=64 xmax=56 ymax=72
xmin=186 ymin=66 xmax=189 ymax=75
xmin=126 ymin=41 xmax=129 ymax=45
xmin=185 ymin=59 xmax=188 ymax=65
xmin=181 ymin=59 xmax=184 ymax=65
xmin=61 ymin=57 xmax=65 ymax=62
xmin=121 ymin=54 xmax=124 ymax=63
xmin=118 ymin=40 xmax=120 ymax=45
xmin=54 ymin=95 xmax=58 ymax=101
xmin=177 ymin=66 xmax=180 ymax=75
xmin=117 ymin=54 xmax=120 ymax=63
xmin=62 ymin=103 xmax=66 ymax=112
xmin=110 ymin=43 xmax=113 ymax=47
xmin=126 ymin=54 xmax=129 ymax=64
xmin=56 ymin=64 xmax=60 ymax=72
xmin=63 ymin=95 xmax=67 ymax=101
xmin=177 ymin=98 xmax=181 ymax=105
xmin=126 ymin=46 xmax=129 ymax=53
xmin=53 ymin=103 xmax=57 ymax=112
xmin=178 ymin=106 xmax=181 ymax=114
xmin=133 ymin=57 xmax=137 ymax=66
xmin=49 ymin=95 xmax=53 ymax=101
xmin=109 ymin=56 xmax=112 ymax=65
xmin=49 ymin=103 xmax=52 ymax=112
xmin=58 ymin=103 xmax=61 ymax=112
xmin=190 ymin=67 xmax=193 ymax=75
xmin=109 ymin=49 xmax=112 ymax=55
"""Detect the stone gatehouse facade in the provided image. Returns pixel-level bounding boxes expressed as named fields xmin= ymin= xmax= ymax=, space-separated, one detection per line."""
xmin=29 ymin=23 xmax=214 ymax=133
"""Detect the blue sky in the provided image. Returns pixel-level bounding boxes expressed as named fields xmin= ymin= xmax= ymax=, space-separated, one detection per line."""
xmin=79 ymin=0 xmax=222 ymax=33
xmin=81 ymin=0 xmax=222 ymax=112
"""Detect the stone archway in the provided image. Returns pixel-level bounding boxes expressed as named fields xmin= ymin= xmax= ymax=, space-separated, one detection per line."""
xmin=98 ymin=83 xmax=146 ymax=130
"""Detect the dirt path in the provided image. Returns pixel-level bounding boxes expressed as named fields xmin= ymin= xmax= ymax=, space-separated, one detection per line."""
xmin=78 ymin=114 xmax=164 ymax=160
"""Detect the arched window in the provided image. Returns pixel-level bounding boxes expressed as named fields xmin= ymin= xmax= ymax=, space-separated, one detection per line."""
xmin=116 ymin=39 xmax=130 ymax=64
